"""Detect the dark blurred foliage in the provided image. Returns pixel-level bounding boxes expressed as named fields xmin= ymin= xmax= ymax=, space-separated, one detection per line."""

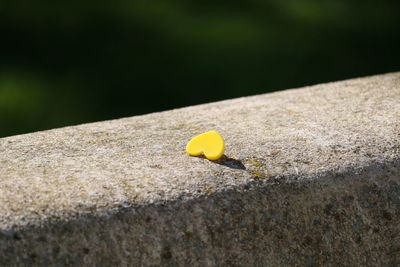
xmin=0 ymin=0 xmax=399 ymax=137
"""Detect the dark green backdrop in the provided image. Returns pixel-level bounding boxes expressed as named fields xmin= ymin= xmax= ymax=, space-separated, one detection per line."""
xmin=1 ymin=0 xmax=399 ymax=137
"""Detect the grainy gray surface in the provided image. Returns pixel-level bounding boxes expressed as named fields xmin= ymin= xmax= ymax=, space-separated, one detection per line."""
xmin=0 ymin=72 xmax=399 ymax=266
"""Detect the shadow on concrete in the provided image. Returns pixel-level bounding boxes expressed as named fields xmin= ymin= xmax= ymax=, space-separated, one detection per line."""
xmin=197 ymin=155 xmax=246 ymax=170
xmin=215 ymin=155 xmax=246 ymax=170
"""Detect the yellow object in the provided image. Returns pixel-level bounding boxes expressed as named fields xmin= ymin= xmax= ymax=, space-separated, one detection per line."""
xmin=186 ymin=130 xmax=225 ymax=160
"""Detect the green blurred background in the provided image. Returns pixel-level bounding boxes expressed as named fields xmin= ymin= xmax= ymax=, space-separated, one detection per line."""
xmin=1 ymin=0 xmax=399 ymax=137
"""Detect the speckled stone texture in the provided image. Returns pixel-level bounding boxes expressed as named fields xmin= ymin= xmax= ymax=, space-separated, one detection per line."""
xmin=0 ymin=73 xmax=399 ymax=266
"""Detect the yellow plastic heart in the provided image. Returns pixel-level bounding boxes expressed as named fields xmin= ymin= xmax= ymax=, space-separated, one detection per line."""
xmin=186 ymin=130 xmax=225 ymax=160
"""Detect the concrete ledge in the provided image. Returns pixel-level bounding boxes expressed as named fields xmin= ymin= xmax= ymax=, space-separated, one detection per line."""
xmin=0 ymin=73 xmax=399 ymax=266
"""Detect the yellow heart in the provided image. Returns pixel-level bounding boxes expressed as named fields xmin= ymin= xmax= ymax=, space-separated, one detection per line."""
xmin=186 ymin=130 xmax=225 ymax=160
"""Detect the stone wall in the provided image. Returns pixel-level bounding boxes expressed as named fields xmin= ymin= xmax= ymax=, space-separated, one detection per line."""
xmin=0 ymin=72 xmax=399 ymax=266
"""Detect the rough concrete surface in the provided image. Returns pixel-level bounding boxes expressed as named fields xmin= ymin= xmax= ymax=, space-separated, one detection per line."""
xmin=0 ymin=72 xmax=399 ymax=266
